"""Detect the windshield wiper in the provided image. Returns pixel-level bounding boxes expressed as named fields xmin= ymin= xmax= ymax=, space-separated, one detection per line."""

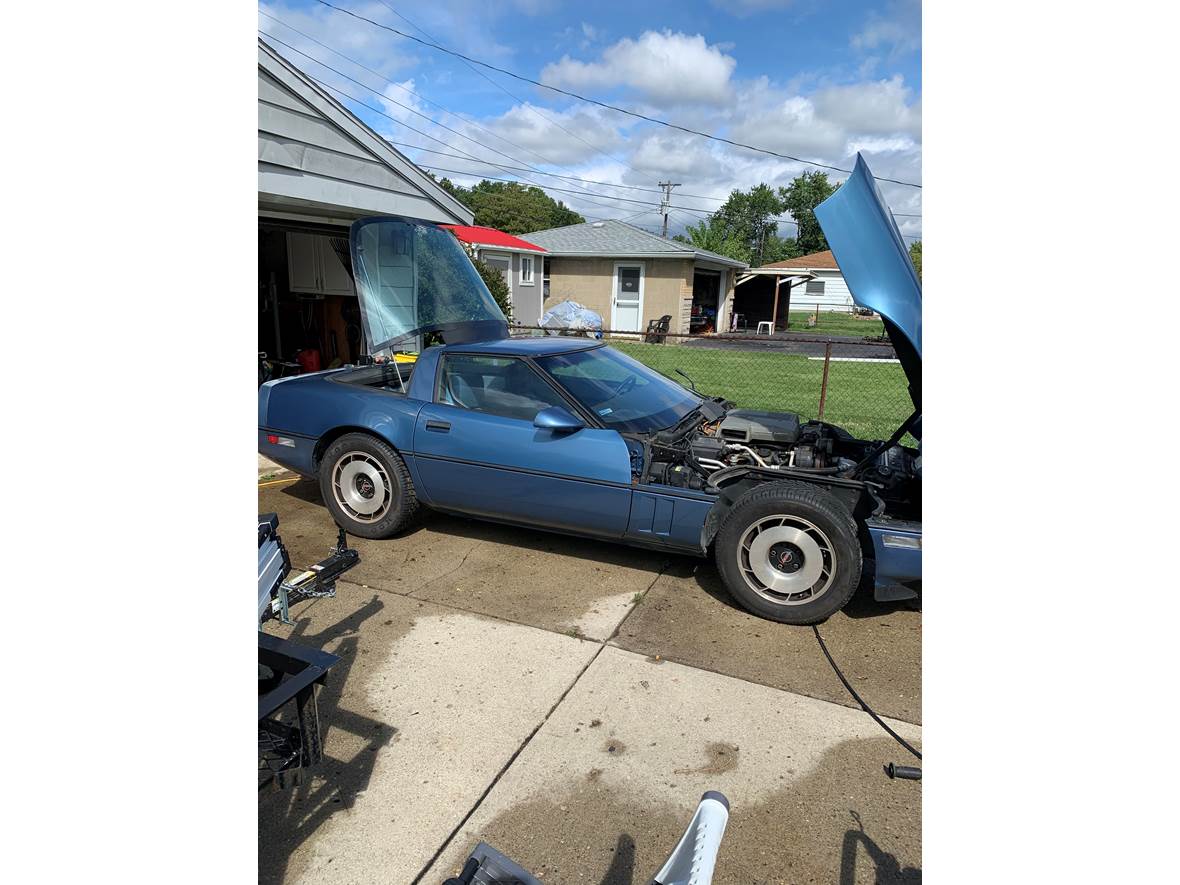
xmin=674 ymin=368 xmax=698 ymax=392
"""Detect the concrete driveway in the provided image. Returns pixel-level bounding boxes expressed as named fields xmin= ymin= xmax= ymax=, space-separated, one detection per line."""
xmin=260 ymin=477 xmax=921 ymax=884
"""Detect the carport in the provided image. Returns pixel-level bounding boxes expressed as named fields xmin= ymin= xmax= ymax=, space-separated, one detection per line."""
xmin=257 ymin=39 xmax=472 ymax=370
xmin=729 ymin=267 xmax=813 ymax=332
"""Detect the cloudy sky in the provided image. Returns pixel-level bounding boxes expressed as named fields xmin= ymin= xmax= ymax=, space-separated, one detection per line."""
xmin=258 ymin=0 xmax=922 ymax=240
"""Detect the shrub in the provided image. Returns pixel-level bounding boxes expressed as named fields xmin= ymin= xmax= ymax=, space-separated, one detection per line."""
xmin=470 ymin=255 xmax=512 ymax=323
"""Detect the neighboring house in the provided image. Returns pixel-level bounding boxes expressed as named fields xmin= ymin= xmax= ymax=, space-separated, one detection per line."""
xmin=757 ymin=250 xmax=854 ymax=311
xmin=524 ymin=220 xmax=748 ymax=335
xmin=439 ymin=225 xmax=547 ymax=325
xmin=258 ymin=39 xmax=473 ymax=365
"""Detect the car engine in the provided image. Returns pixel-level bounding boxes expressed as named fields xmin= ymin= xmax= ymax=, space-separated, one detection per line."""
xmin=637 ymin=405 xmax=919 ymax=505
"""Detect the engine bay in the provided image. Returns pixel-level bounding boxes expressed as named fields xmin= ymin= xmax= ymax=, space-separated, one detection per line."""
xmin=627 ymin=400 xmax=921 ymax=520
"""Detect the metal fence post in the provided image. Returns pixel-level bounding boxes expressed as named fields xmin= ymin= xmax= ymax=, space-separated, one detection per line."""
xmin=817 ymin=341 xmax=832 ymax=419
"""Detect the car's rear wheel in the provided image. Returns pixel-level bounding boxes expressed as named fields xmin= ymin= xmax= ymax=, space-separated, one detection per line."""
xmin=318 ymin=433 xmax=419 ymax=539
xmin=714 ymin=481 xmax=861 ymax=625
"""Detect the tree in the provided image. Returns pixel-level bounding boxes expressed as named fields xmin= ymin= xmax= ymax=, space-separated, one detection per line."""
xmin=470 ymin=255 xmax=513 ymax=321
xmin=712 ymin=183 xmax=788 ymax=266
xmin=673 ymin=181 xmax=817 ymax=266
xmin=908 ymin=240 xmax=922 ymax=281
xmin=426 ymin=174 xmax=585 ymax=234
xmin=779 ymin=171 xmax=838 ymax=255
xmin=674 ymin=215 xmax=750 ymax=263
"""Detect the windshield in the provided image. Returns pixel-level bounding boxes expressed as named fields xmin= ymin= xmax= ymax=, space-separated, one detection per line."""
xmin=350 ymin=218 xmax=508 ymax=352
xmin=538 ymin=346 xmax=702 ymax=433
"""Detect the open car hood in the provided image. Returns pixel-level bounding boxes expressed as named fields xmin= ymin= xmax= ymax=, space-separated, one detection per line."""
xmin=350 ymin=217 xmax=509 ymax=354
xmin=814 ymin=155 xmax=921 ymax=410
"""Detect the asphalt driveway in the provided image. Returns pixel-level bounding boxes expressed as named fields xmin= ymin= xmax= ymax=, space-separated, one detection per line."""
xmin=259 ymin=477 xmax=921 ymax=884
xmin=686 ymin=332 xmax=897 ymax=360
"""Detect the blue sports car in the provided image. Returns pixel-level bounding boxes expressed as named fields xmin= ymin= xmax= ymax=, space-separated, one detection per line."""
xmin=258 ymin=156 xmax=921 ymax=624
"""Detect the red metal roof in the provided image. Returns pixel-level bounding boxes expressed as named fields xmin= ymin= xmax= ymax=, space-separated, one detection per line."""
xmin=439 ymin=225 xmax=546 ymax=253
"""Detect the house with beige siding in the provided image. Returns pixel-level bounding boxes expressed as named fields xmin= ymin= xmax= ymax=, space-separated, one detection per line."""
xmin=523 ymin=221 xmax=748 ymax=335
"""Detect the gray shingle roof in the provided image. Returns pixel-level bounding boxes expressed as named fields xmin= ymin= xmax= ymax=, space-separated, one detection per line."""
xmin=524 ymin=220 xmax=748 ymax=269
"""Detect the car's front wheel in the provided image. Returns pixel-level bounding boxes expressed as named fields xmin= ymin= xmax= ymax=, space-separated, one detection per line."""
xmin=318 ymin=433 xmax=419 ymax=539
xmin=714 ymin=481 xmax=861 ymax=625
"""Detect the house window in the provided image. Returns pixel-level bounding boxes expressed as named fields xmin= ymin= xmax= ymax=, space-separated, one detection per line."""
xmin=520 ymin=255 xmax=535 ymax=285
xmin=543 ymin=257 xmax=551 ymax=298
xmin=805 ymin=280 xmax=826 ymax=296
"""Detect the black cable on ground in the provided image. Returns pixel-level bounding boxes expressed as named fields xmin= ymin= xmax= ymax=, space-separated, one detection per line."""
xmin=812 ymin=624 xmax=921 ymax=760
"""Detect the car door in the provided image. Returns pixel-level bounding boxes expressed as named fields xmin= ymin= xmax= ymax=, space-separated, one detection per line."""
xmin=412 ymin=353 xmax=634 ymax=538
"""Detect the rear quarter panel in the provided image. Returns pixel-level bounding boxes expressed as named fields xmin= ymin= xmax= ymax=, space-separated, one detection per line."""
xmin=258 ymin=370 xmax=425 ymax=476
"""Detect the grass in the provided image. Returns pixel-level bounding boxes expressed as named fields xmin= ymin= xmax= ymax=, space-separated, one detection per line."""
xmin=611 ymin=339 xmax=911 ymax=441
xmin=783 ymin=309 xmax=885 ymax=338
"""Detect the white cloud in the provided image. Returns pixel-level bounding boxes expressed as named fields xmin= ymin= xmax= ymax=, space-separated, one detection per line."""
xmin=541 ymin=31 xmax=737 ymax=106
xmin=260 ymin=6 xmax=922 ymax=236
xmin=432 ymin=64 xmax=923 ymax=235
xmin=810 ymin=76 xmax=921 ymax=138
xmin=474 ymin=103 xmax=627 ymax=167
xmin=377 ymin=80 xmax=427 ymax=126
xmin=852 ymin=0 xmax=922 ymax=59
xmin=259 ymin=2 xmax=419 ymax=80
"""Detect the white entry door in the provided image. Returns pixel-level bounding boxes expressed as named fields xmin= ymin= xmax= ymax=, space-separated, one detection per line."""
xmin=611 ymin=263 xmax=644 ymax=332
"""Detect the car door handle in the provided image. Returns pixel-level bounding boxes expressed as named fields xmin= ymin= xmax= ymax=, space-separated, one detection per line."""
xmin=425 ymin=420 xmax=451 ymax=433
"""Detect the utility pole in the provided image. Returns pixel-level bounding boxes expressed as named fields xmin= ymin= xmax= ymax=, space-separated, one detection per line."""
xmin=659 ymin=181 xmax=681 ymax=238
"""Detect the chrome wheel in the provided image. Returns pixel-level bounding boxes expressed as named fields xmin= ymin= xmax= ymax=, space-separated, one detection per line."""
xmin=736 ymin=514 xmax=837 ymax=606
xmin=331 ymin=452 xmax=393 ymax=523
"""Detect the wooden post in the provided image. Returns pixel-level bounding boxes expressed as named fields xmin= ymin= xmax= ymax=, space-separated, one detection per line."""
xmin=770 ymin=275 xmax=781 ymax=333
xmin=818 ymin=341 xmax=832 ymax=418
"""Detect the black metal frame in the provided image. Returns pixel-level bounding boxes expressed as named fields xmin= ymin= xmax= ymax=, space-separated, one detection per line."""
xmin=258 ymin=513 xmax=359 ymax=788
xmin=258 ymin=632 xmax=340 ymax=787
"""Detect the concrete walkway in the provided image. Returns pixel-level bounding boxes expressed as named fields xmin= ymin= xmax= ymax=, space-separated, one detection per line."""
xmin=260 ymin=478 xmax=921 ymax=884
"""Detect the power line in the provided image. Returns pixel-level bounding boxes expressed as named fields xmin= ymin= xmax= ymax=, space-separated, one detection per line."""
xmin=376 ymin=138 xmax=721 ymax=200
xmin=417 ymin=165 xmax=667 ymax=207
xmin=261 ymin=28 xmax=921 ymax=238
xmin=259 ymin=18 xmax=734 ymax=226
xmin=261 ymin=16 xmax=922 ymax=217
xmin=302 ymin=77 xmax=665 ymax=219
xmin=314 ymin=0 xmax=922 ymax=189
xmin=369 ymin=0 xmax=663 ymax=189
xmin=261 ymin=33 xmax=657 ymax=218
xmin=261 ymin=10 xmax=639 ymax=201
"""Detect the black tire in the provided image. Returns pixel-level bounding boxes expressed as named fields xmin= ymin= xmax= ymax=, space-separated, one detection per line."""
xmin=714 ymin=481 xmax=861 ymax=625
xmin=318 ymin=432 xmax=419 ymax=539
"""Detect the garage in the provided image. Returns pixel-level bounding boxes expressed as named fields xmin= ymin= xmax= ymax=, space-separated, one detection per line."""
xmin=690 ymin=268 xmax=722 ymax=333
xmin=257 ymin=39 xmax=473 ymax=377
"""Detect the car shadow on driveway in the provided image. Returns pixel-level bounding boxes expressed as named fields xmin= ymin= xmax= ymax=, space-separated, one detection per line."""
xmin=274 ymin=477 xmax=916 ymax=624
xmin=276 ymin=477 xmax=683 ymax=577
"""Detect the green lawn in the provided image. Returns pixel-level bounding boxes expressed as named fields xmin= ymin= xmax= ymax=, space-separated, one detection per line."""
xmin=783 ymin=310 xmax=885 ymax=338
xmin=611 ymin=339 xmax=910 ymax=441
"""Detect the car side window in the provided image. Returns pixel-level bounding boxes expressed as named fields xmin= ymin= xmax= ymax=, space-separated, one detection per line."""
xmin=438 ymin=354 xmax=569 ymax=422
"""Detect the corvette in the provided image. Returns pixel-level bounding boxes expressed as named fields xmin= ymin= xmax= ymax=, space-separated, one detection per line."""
xmin=259 ymin=155 xmax=921 ymax=624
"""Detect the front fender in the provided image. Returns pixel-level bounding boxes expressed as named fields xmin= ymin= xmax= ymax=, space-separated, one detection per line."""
xmin=701 ymin=470 xmax=874 ymax=550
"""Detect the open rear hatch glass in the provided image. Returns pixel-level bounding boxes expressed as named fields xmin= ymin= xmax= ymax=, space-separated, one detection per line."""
xmin=350 ymin=217 xmax=509 ymax=354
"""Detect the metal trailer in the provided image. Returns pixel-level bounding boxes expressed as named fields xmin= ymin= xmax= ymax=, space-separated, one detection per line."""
xmin=258 ymin=513 xmax=359 ymax=787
